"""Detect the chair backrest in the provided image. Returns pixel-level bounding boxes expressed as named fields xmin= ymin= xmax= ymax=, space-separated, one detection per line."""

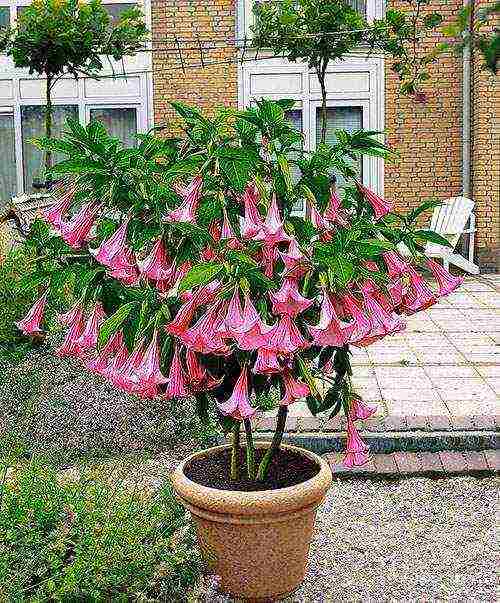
xmin=427 ymin=196 xmax=474 ymax=253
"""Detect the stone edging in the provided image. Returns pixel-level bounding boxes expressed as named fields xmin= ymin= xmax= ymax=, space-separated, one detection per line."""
xmin=325 ymin=450 xmax=499 ymax=479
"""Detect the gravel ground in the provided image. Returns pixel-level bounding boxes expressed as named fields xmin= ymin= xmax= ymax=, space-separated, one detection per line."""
xmin=202 ymin=476 xmax=499 ymax=603
xmin=0 ymin=345 xmax=203 ymax=465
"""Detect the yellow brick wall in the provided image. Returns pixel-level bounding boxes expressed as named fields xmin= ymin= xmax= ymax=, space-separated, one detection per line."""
xmin=152 ymin=0 xmax=498 ymax=270
xmin=384 ymin=0 xmax=463 ymax=211
xmin=151 ymin=0 xmax=238 ymax=128
xmin=470 ymin=1 xmax=500 ymax=272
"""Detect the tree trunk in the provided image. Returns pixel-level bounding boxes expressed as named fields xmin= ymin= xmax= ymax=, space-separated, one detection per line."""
xmin=319 ymin=74 xmax=328 ymax=145
xmin=44 ymin=74 xmax=53 ymax=176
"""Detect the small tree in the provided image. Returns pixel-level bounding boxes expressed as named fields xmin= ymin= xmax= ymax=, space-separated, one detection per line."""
xmin=2 ymin=0 xmax=147 ymax=182
xmin=252 ymin=0 xmax=365 ymax=144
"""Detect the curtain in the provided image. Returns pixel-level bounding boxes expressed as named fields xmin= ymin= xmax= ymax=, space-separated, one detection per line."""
xmin=0 ymin=7 xmax=9 ymax=27
xmin=315 ymin=106 xmax=363 ymax=187
xmin=89 ymin=108 xmax=138 ymax=148
xmin=0 ymin=113 xmax=17 ymax=203
xmin=21 ymin=105 xmax=78 ymax=193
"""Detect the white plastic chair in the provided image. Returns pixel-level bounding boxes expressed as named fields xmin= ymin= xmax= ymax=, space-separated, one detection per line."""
xmin=399 ymin=196 xmax=479 ymax=274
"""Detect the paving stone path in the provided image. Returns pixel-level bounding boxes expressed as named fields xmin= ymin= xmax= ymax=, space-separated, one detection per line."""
xmin=258 ymin=274 xmax=500 ymax=438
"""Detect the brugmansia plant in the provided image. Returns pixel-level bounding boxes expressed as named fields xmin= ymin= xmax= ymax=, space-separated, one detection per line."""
xmin=16 ymin=100 xmax=462 ymax=482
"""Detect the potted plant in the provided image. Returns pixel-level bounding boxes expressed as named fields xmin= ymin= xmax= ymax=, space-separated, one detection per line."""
xmin=17 ymin=100 xmax=463 ymax=600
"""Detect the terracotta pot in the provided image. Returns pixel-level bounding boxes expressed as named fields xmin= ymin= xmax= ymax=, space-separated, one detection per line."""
xmin=171 ymin=442 xmax=332 ymax=601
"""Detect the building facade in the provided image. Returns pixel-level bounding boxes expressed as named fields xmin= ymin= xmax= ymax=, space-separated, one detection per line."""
xmin=1 ymin=0 xmax=498 ymax=270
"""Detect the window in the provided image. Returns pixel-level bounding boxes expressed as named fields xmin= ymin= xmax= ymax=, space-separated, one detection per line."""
xmin=0 ymin=112 xmax=16 ymax=202
xmin=89 ymin=107 xmax=138 ymax=148
xmin=315 ymin=106 xmax=363 ymax=186
xmin=0 ymin=6 xmax=9 ymax=27
xmin=21 ymin=105 xmax=78 ymax=192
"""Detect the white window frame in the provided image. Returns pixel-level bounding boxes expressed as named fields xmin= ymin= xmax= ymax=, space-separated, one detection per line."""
xmin=237 ymin=0 xmax=384 ymax=41
xmin=0 ymin=0 xmax=152 ymax=197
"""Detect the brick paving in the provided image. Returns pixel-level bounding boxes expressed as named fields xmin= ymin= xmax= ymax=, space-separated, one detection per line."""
xmin=258 ymin=274 xmax=500 ymax=435
xmin=325 ymin=449 xmax=499 ymax=478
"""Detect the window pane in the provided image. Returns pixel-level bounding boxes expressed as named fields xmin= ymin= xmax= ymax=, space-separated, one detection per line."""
xmin=316 ymin=106 xmax=363 ymax=186
xmin=0 ymin=6 xmax=10 ymax=27
xmin=102 ymin=3 xmax=136 ymax=22
xmin=0 ymin=113 xmax=17 ymax=201
xmin=89 ymin=107 xmax=137 ymax=148
xmin=21 ymin=105 xmax=78 ymax=192
xmin=347 ymin=0 xmax=366 ymax=17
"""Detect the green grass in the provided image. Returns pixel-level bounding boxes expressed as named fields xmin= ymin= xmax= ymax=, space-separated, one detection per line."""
xmin=0 ymin=456 xmax=203 ymax=602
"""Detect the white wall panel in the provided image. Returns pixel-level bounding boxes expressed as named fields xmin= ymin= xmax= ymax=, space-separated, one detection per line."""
xmin=250 ymin=72 xmax=303 ymax=95
xmin=0 ymin=79 xmax=14 ymax=101
xmin=309 ymin=71 xmax=370 ymax=94
xmin=84 ymin=76 xmax=141 ymax=98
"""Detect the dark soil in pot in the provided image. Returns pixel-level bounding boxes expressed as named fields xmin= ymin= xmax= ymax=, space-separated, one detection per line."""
xmin=184 ymin=447 xmax=320 ymax=492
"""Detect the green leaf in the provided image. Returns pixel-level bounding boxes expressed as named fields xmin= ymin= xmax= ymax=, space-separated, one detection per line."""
xmin=178 ymin=262 xmax=224 ymax=293
xmin=414 ymin=230 xmax=452 ymax=247
xmin=217 ymin=147 xmax=259 ymax=192
xmin=407 ymin=199 xmax=443 ymax=223
xmin=329 ymin=256 xmax=355 ymax=287
xmin=297 ymin=356 xmax=321 ymax=400
xmin=98 ymin=301 xmax=137 ymax=350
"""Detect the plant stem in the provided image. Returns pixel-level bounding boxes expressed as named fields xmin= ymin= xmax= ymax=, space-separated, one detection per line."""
xmin=230 ymin=424 xmax=240 ymax=481
xmin=244 ymin=419 xmax=255 ymax=480
xmin=318 ymin=58 xmax=329 ymax=145
xmin=45 ymin=74 xmax=53 ymax=176
xmin=256 ymin=406 xmax=288 ymax=482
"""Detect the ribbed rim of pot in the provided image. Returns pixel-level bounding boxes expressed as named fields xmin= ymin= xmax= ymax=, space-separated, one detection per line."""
xmin=171 ymin=443 xmax=333 ymax=517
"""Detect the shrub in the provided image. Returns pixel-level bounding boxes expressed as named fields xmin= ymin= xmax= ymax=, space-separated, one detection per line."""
xmin=0 ymin=457 xmax=203 ymax=602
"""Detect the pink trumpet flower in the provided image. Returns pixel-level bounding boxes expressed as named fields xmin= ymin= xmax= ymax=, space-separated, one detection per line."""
xmin=343 ymin=418 xmax=370 ymax=468
xmin=253 ymin=347 xmax=281 ymax=374
xmin=356 ymin=183 xmax=392 ymax=221
xmin=307 ymin=292 xmax=348 ymax=347
xmin=103 ymin=340 xmax=129 ymax=380
xmin=266 ymin=315 xmax=310 ymax=354
xmin=91 ymin=219 xmax=130 ymax=268
xmin=58 ymin=300 xmax=84 ymax=326
xmin=164 ymin=175 xmax=203 ymax=224
xmin=363 ymin=292 xmax=406 ymax=339
xmin=382 ymin=251 xmax=409 ymax=278
xmin=240 ymin=182 xmax=264 ymax=239
xmin=426 ymin=259 xmax=464 ymax=297
xmin=108 ymin=263 xmax=141 ymax=286
xmin=165 ymin=346 xmax=189 ymax=399
xmin=323 ymin=190 xmax=349 ymax=227
xmin=254 ymin=195 xmax=290 ymax=245
xmin=85 ymin=330 xmax=124 ymax=375
xmin=279 ymin=370 xmax=310 ymax=405
xmin=350 ymin=396 xmax=377 ymax=421
xmin=387 ymin=279 xmax=404 ymax=307
xmin=55 ymin=307 xmax=85 ymax=357
xmin=182 ymin=300 xmax=230 ymax=355
xmin=218 ymin=365 xmax=256 ymax=421
xmin=137 ymin=331 xmax=168 ymax=384
xmin=261 ymin=244 xmax=278 ymax=278
xmin=279 ymin=238 xmax=308 ymax=278
xmin=269 ymin=278 xmax=313 ymax=318
xmin=219 ymin=288 xmax=244 ymax=337
xmin=61 ymin=202 xmax=101 ymax=249
xmin=342 ymin=294 xmax=373 ymax=347
xmin=112 ymin=341 xmax=146 ymax=391
xmin=232 ymin=293 xmax=273 ymax=350
xmin=44 ymin=187 xmax=74 ymax=230
xmin=15 ymin=292 xmax=48 ymax=335
xmin=166 ymin=289 xmax=205 ymax=337
xmin=75 ymin=302 xmax=107 ymax=354
xmin=363 ymin=260 xmax=379 ymax=272
xmin=402 ymin=267 xmax=437 ymax=315
xmin=138 ymin=237 xmax=172 ymax=280
xmin=307 ymin=199 xmax=327 ymax=230
xmin=186 ymin=349 xmax=222 ymax=391
xmin=220 ymin=209 xmax=242 ymax=250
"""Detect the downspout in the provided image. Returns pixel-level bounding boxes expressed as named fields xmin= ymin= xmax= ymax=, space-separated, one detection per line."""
xmin=462 ymin=0 xmax=472 ymax=198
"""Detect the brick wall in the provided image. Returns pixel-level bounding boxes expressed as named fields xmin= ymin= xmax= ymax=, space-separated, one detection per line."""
xmin=151 ymin=0 xmax=238 ymax=129
xmin=470 ymin=1 xmax=500 ymax=272
xmin=384 ymin=0 xmax=463 ymax=213
xmin=151 ymin=0 xmax=498 ymax=270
